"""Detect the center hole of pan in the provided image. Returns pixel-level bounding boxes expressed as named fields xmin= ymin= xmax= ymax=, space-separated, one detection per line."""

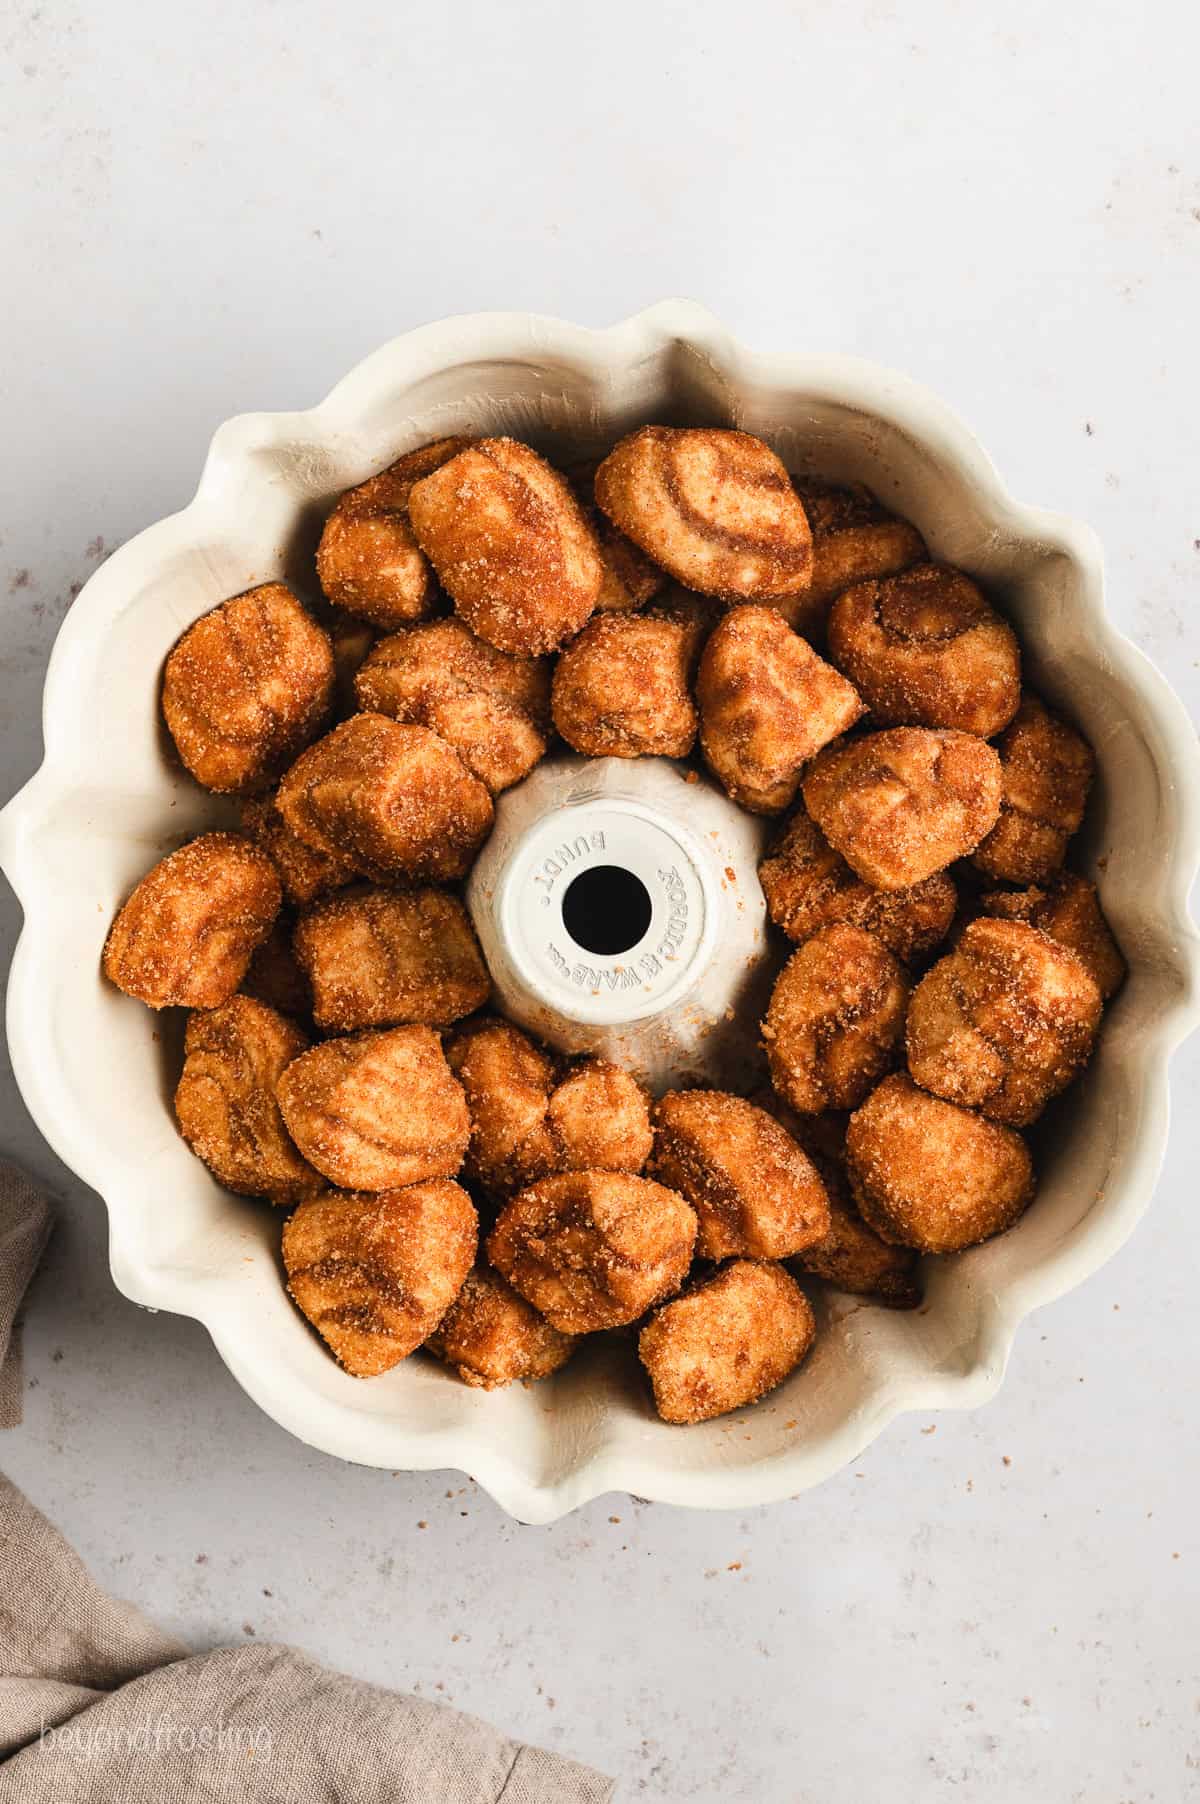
xmin=560 ymin=864 xmax=653 ymax=958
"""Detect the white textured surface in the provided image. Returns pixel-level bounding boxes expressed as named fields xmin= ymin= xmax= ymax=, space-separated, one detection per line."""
xmin=1 ymin=2 xmax=1198 ymax=1798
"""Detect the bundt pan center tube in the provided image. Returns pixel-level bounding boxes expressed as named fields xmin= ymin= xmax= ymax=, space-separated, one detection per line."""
xmin=0 ymin=302 xmax=1197 ymax=1522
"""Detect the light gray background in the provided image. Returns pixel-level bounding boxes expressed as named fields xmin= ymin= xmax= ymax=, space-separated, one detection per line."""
xmin=2 ymin=3 xmax=1198 ymax=1799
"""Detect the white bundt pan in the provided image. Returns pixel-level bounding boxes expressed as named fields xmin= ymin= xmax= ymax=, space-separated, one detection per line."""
xmin=2 ymin=304 xmax=1198 ymax=1523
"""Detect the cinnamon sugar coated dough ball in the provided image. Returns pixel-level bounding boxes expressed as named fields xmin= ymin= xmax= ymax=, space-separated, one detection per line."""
xmin=980 ymin=872 xmax=1125 ymax=1000
xmin=445 ymin=1018 xmax=653 ymax=1195
xmin=488 ymin=1170 xmax=696 ymax=1334
xmin=103 ymin=833 xmax=281 ymax=1009
xmin=638 ymin=1261 xmax=815 ymax=1426
xmin=315 ymin=438 xmax=472 ymax=628
xmin=803 ymin=727 xmax=1002 ymax=890
xmin=827 ymin=563 xmax=1021 ymax=737
xmin=763 ymin=925 xmax=909 ymax=1114
xmin=595 ymin=427 xmax=814 ymax=603
xmin=283 ymin=1180 xmax=477 ymax=1377
xmin=240 ymin=916 xmax=312 ymax=1020
xmin=550 ymin=600 xmax=707 ymax=759
xmin=652 ymin=1089 xmax=830 ymax=1261
xmin=787 ymin=479 xmax=927 ymax=637
xmin=276 ymin=1024 xmax=469 ymax=1191
xmin=275 ymin=714 xmax=493 ymax=883
xmin=846 ymin=1073 xmax=1034 ymax=1253
xmin=175 ymin=996 xmax=320 ymax=1204
xmin=325 ymin=612 xmax=377 ymax=717
xmin=354 ymin=618 xmax=550 ymax=793
xmin=426 ymin=1266 xmax=577 ymax=1390
xmin=240 ymin=793 xmax=356 ymax=906
xmin=162 ymin=583 xmax=335 ymax=795
xmin=972 ymin=694 xmax=1095 ymax=883
xmin=697 ymin=605 xmax=865 ymax=814
xmin=752 ymin=1095 xmax=920 ymax=1307
xmin=758 ymin=806 xmax=957 ymax=963
xmin=294 ymin=886 xmax=490 ymax=1033
xmin=565 ymin=460 xmax=667 ymax=611
xmin=906 ymin=917 xmax=1102 ymax=1127
xmin=407 ymin=438 xmax=604 ymax=655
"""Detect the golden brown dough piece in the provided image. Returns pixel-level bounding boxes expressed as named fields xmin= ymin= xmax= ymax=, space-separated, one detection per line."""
xmin=487 ymin=1170 xmax=696 ymax=1334
xmin=652 ymin=1089 xmax=830 ymax=1261
xmin=905 ymin=917 xmax=1102 ymax=1126
xmin=293 ymin=886 xmax=490 ymax=1032
xmin=315 ymin=438 xmax=472 ymax=628
xmin=326 ymin=612 xmax=378 ymax=717
xmin=827 ymin=563 xmax=1021 ymax=737
xmin=786 ymin=478 xmax=927 ymax=637
xmin=972 ymin=694 xmax=1095 ymax=883
xmin=445 ymin=1018 xmax=653 ymax=1195
xmin=426 ymin=1265 xmax=577 ymax=1389
xmin=845 ymin=1072 xmax=1034 ymax=1253
xmin=565 ymin=460 xmax=667 ymax=611
xmin=275 ymin=714 xmax=493 ymax=883
xmin=803 ymin=727 xmax=1002 ymax=890
xmin=550 ymin=600 xmax=707 ymax=759
xmin=407 ymin=438 xmax=604 ymax=655
xmin=283 ymin=1180 xmax=477 ymax=1377
xmin=638 ymin=1260 xmax=815 ymax=1425
xmin=103 ymin=833 xmax=281 ymax=1009
xmin=276 ymin=1024 xmax=469 ymax=1191
xmin=752 ymin=1097 xmax=921 ymax=1307
xmin=979 ymin=872 xmax=1125 ymax=1000
xmin=595 ymin=427 xmax=814 ymax=603
xmin=696 ymin=605 xmax=865 ymax=814
xmin=763 ymin=925 xmax=909 ymax=1114
xmin=175 ymin=996 xmax=320 ymax=1204
xmin=354 ymin=618 xmax=550 ymax=793
xmin=758 ymin=806 xmax=957 ymax=963
xmin=240 ymin=915 xmax=312 ymax=1020
xmin=162 ymin=583 xmax=334 ymax=795
xmin=240 ymin=793 xmax=357 ymax=906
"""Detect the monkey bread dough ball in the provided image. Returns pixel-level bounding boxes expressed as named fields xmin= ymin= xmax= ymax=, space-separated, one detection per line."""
xmin=426 ymin=1265 xmax=578 ymax=1390
xmin=595 ymin=426 xmax=814 ymax=603
xmin=275 ymin=713 xmax=493 ymax=884
xmin=445 ymin=1018 xmax=653 ymax=1196
xmin=487 ymin=1170 xmax=697 ymax=1335
xmin=162 ymin=583 xmax=335 ymax=795
xmin=565 ymin=459 xmax=667 ymax=611
xmin=407 ymin=438 xmax=604 ymax=655
xmin=638 ymin=1260 xmax=816 ymax=1425
xmin=354 ymin=618 xmax=550 ymax=793
xmin=175 ymin=995 xmax=321 ymax=1204
xmin=696 ymin=604 xmax=865 ymax=814
xmin=652 ymin=1089 xmax=830 ymax=1261
xmin=551 ymin=600 xmax=707 ymax=759
xmin=980 ymin=871 xmax=1125 ymax=1000
xmin=276 ymin=1024 xmax=469 ymax=1192
xmin=315 ymin=438 xmax=472 ymax=628
xmin=972 ymin=694 xmax=1095 ymax=883
xmin=751 ymin=1095 xmax=921 ymax=1307
xmin=325 ymin=611 xmax=378 ymax=717
xmin=905 ymin=917 xmax=1102 ymax=1127
xmin=786 ymin=478 xmax=927 ymax=638
xmin=827 ymin=563 xmax=1021 ymax=737
xmin=293 ymin=885 xmax=490 ymax=1033
xmin=803 ymin=727 xmax=1002 ymax=891
xmin=845 ymin=1072 xmax=1034 ymax=1253
xmin=758 ymin=805 xmax=957 ymax=963
xmin=240 ymin=792 xmax=357 ymax=906
xmin=763 ymin=924 xmax=909 ymax=1114
xmin=283 ymin=1180 xmax=477 ymax=1377
xmin=103 ymin=832 xmax=281 ymax=1010
xmin=240 ymin=916 xmax=312 ymax=1021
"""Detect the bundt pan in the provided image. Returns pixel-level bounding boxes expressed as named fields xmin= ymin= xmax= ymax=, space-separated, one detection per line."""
xmin=1 ymin=303 xmax=1197 ymax=1522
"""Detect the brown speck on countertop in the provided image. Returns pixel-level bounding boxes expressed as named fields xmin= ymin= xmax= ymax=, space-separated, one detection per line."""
xmin=727 ymin=1561 xmax=742 ymax=1572
xmin=966 ymin=1478 xmax=974 ymax=1493
xmin=609 ymin=1515 xmax=621 ymax=1524
xmin=417 ymin=1520 xmax=428 ymax=1530
xmin=1085 ymin=422 xmax=1095 ymax=436
xmin=921 ymin=1424 xmax=937 ymax=1435
xmin=51 ymin=1348 xmax=63 ymax=1363
xmin=195 ymin=1554 xmax=208 ymax=1565
xmin=9 ymin=568 xmax=31 ymax=592
xmin=1002 ymin=1456 xmax=1012 ymax=1467
xmin=262 ymin=1587 xmax=272 ymax=1597
xmin=242 ymin=1623 xmax=255 ymax=1636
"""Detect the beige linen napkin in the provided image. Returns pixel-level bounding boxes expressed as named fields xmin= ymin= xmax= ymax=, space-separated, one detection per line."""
xmin=0 ymin=1166 xmax=613 ymax=1802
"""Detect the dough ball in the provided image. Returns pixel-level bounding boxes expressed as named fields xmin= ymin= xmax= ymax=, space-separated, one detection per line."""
xmin=426 ymin=1265 xmax=577 ymax=1389
xmin=979 ymin=871 xmax=1125 ymax=1000
xmin=294 ymin=885 xmax=490 ymax=1033
xmin=315 ymin=437 xmax=472 ymax=628
xmin=763 ymin=924 xmax=909 ymax=1113
xmin=639 ymin=1260 xmax=815 ymax=1424
xmin=972 ymin=694 xmax=1095 ymax=883
xmin=551 ymin=599 xmax=707 ymax=759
